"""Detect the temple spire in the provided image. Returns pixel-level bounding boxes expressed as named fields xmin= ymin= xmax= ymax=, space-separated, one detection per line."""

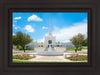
xmin=49 ymin=18 xmax=52 ymax=35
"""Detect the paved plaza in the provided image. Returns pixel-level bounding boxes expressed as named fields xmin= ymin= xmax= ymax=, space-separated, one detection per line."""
xmin=28 ymin=55 xmax=71 ymax=62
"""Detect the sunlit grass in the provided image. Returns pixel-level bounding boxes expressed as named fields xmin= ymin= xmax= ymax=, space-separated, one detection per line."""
xmin=13 ymin=60 xmax=88 ymax=63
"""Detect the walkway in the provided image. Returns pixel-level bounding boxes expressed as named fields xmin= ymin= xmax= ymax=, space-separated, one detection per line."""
xmin=28 ymin=55 xmax=71 ymax=62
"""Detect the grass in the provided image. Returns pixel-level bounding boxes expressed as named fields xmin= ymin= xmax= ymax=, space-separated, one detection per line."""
xmin=13 ymin=60 xmax=88 ymax=63
xmin=19 ymin=49 xmax=34 ymax=51
xmin=66 ymin=48 xmax=87 ymax=51
xmin=66 ymin=49 xmax=75 ymax=51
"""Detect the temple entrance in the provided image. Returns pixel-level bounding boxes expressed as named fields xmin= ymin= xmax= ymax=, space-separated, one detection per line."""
xmin=48 ymin=40 xmax=52 ymax=47
xmin=48 ymin=40 xmax=52 ymax=44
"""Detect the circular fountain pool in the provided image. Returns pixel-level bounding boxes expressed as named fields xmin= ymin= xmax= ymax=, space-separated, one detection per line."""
xmin=37 ymin=46 xmax=64 ymax=56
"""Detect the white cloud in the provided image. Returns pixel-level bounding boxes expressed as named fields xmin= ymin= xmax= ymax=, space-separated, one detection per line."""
xmin=52 ymin=22 xmax=87 ymax=42
xmin=13 ymin=24 xmax=21 ymax=30
xmin=24 ymin=25 xmax=34 ymax=32
xmin=28 ymin=15 xmax=43 ymax=21
xmin=15 ymin=27 xmax=18 ymax=29
xmin=14 ymin=16 xmax=21 ymax=20
xmin=38 ymin=20 xmax=87 ymax=42
xmin=38 ymin=38 xmax=44 ymax=42
xmin=42 ymin=26 xmax=48 ymax=29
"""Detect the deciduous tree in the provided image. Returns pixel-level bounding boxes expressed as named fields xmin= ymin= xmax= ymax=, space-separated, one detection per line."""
xmin=70 ymin=33 xmax=85 ymax=52
xmin=13 ymin=32 xmax=32 ymax=52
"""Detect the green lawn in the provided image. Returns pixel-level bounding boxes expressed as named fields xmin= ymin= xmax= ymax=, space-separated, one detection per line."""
xmin=19 ymin=49 xmax=34 ymax=51
xmin=13 ymin=60 xmax=87 ymax=63
xmin=66 ymin=49 xmax=75 ymax=51
xmin=66 ymin=48 xmax=87 ymax=51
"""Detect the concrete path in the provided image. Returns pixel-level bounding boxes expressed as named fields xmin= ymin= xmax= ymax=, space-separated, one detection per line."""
xmin=28 ymin=55 xmax=71 ymax=62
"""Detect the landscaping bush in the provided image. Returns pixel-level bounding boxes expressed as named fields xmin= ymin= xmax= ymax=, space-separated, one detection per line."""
xmin=77 ymin=46 xmax=84 ymax=51
xmin=66 ymin=55 xmax=87 ymax=61
xmin=25 ymin=46 xmax=29 ymax=49
xmin=73 ymin=47 xmax=76 ymax=50
xmin=17 ymin=45 xmax=34 ymax=50
xmin=41 ymin=45 xmax=43 ymax=47
xmin=67 ymin=46 xmax=84 ymax=51
xmin=13 ymin=54 xmax=32 ymax=60
xmin=17 ymin=45 xmax=23 ymax=50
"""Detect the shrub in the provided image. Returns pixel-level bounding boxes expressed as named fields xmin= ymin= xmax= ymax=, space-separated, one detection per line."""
xmin=18 ymin=45 xmax=23 ymax=50
xmin=73 ymin=47 xmax=76 ymax=50
xmin=13 ymin=54 xmax=32 ymax=60
xmin=25 ymin=46 xmax=29 ymax=50
xmin=39 ymin=45 xmax=43 ymax=47
xmin=78 ymin=46 xmax=84 ymax=50
xmin=66 ymin=55 xmax=87 ymax=61
xmin=72 ymin=46 xmax=83 ymax=51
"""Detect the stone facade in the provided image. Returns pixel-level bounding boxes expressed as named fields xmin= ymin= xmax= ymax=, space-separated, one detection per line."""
xmin=44 ymin=35 xmax=56 ymax=47
xmin=26 ymin=42 xmax=75 ymax=49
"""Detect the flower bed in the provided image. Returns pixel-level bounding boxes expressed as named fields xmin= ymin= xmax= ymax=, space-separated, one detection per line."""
xmin=66 ymin=55 xmax=88 ymax=61
xmin=13 ymin=54 xmax=33 ymax=60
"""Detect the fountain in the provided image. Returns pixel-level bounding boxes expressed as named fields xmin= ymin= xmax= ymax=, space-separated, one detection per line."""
xmin=37 ymin=45 xmax=64 ymax=56
xmin=48 ymin=45 xmax=53 ymax=51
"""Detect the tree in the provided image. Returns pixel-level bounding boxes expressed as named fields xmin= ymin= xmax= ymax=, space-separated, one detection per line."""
xmin=13 ymin=32 xmax=32 ymax=52
xmin=82 ymin=38 xmax=88 ymax=46
xmin=70 ymin=33 xmax=85 ymax=52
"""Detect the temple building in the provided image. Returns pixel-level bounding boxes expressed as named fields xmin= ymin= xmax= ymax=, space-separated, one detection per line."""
xmin=26 ymin=18 xmax=75 ymax=49
xmin=44 ymin=18 xmax=56 ymax=47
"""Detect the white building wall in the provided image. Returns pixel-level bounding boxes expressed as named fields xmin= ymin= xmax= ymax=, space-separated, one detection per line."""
xmin=44 ymin=35 xmax=56 ymax=47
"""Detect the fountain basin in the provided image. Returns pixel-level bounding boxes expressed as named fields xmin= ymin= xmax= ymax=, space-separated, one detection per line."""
xmin=37 ymin=51 xmax=64 ymax=56
xmin=37 ymin=46 xmax=64 ymax=55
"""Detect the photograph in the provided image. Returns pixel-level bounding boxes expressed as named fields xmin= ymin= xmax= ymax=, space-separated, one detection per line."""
xmin=12 ymin=12 xmax=88 ymax=63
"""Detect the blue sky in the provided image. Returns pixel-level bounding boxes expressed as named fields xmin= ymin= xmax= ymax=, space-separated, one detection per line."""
xmin=13 ymin=12 xmax=87 ymax=42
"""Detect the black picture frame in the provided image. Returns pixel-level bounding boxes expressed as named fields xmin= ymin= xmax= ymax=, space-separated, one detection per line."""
xmin=9 ymin=8 xmax=91 ymax=66
xmin=0 ymin=0 xmax=99 ymax=75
